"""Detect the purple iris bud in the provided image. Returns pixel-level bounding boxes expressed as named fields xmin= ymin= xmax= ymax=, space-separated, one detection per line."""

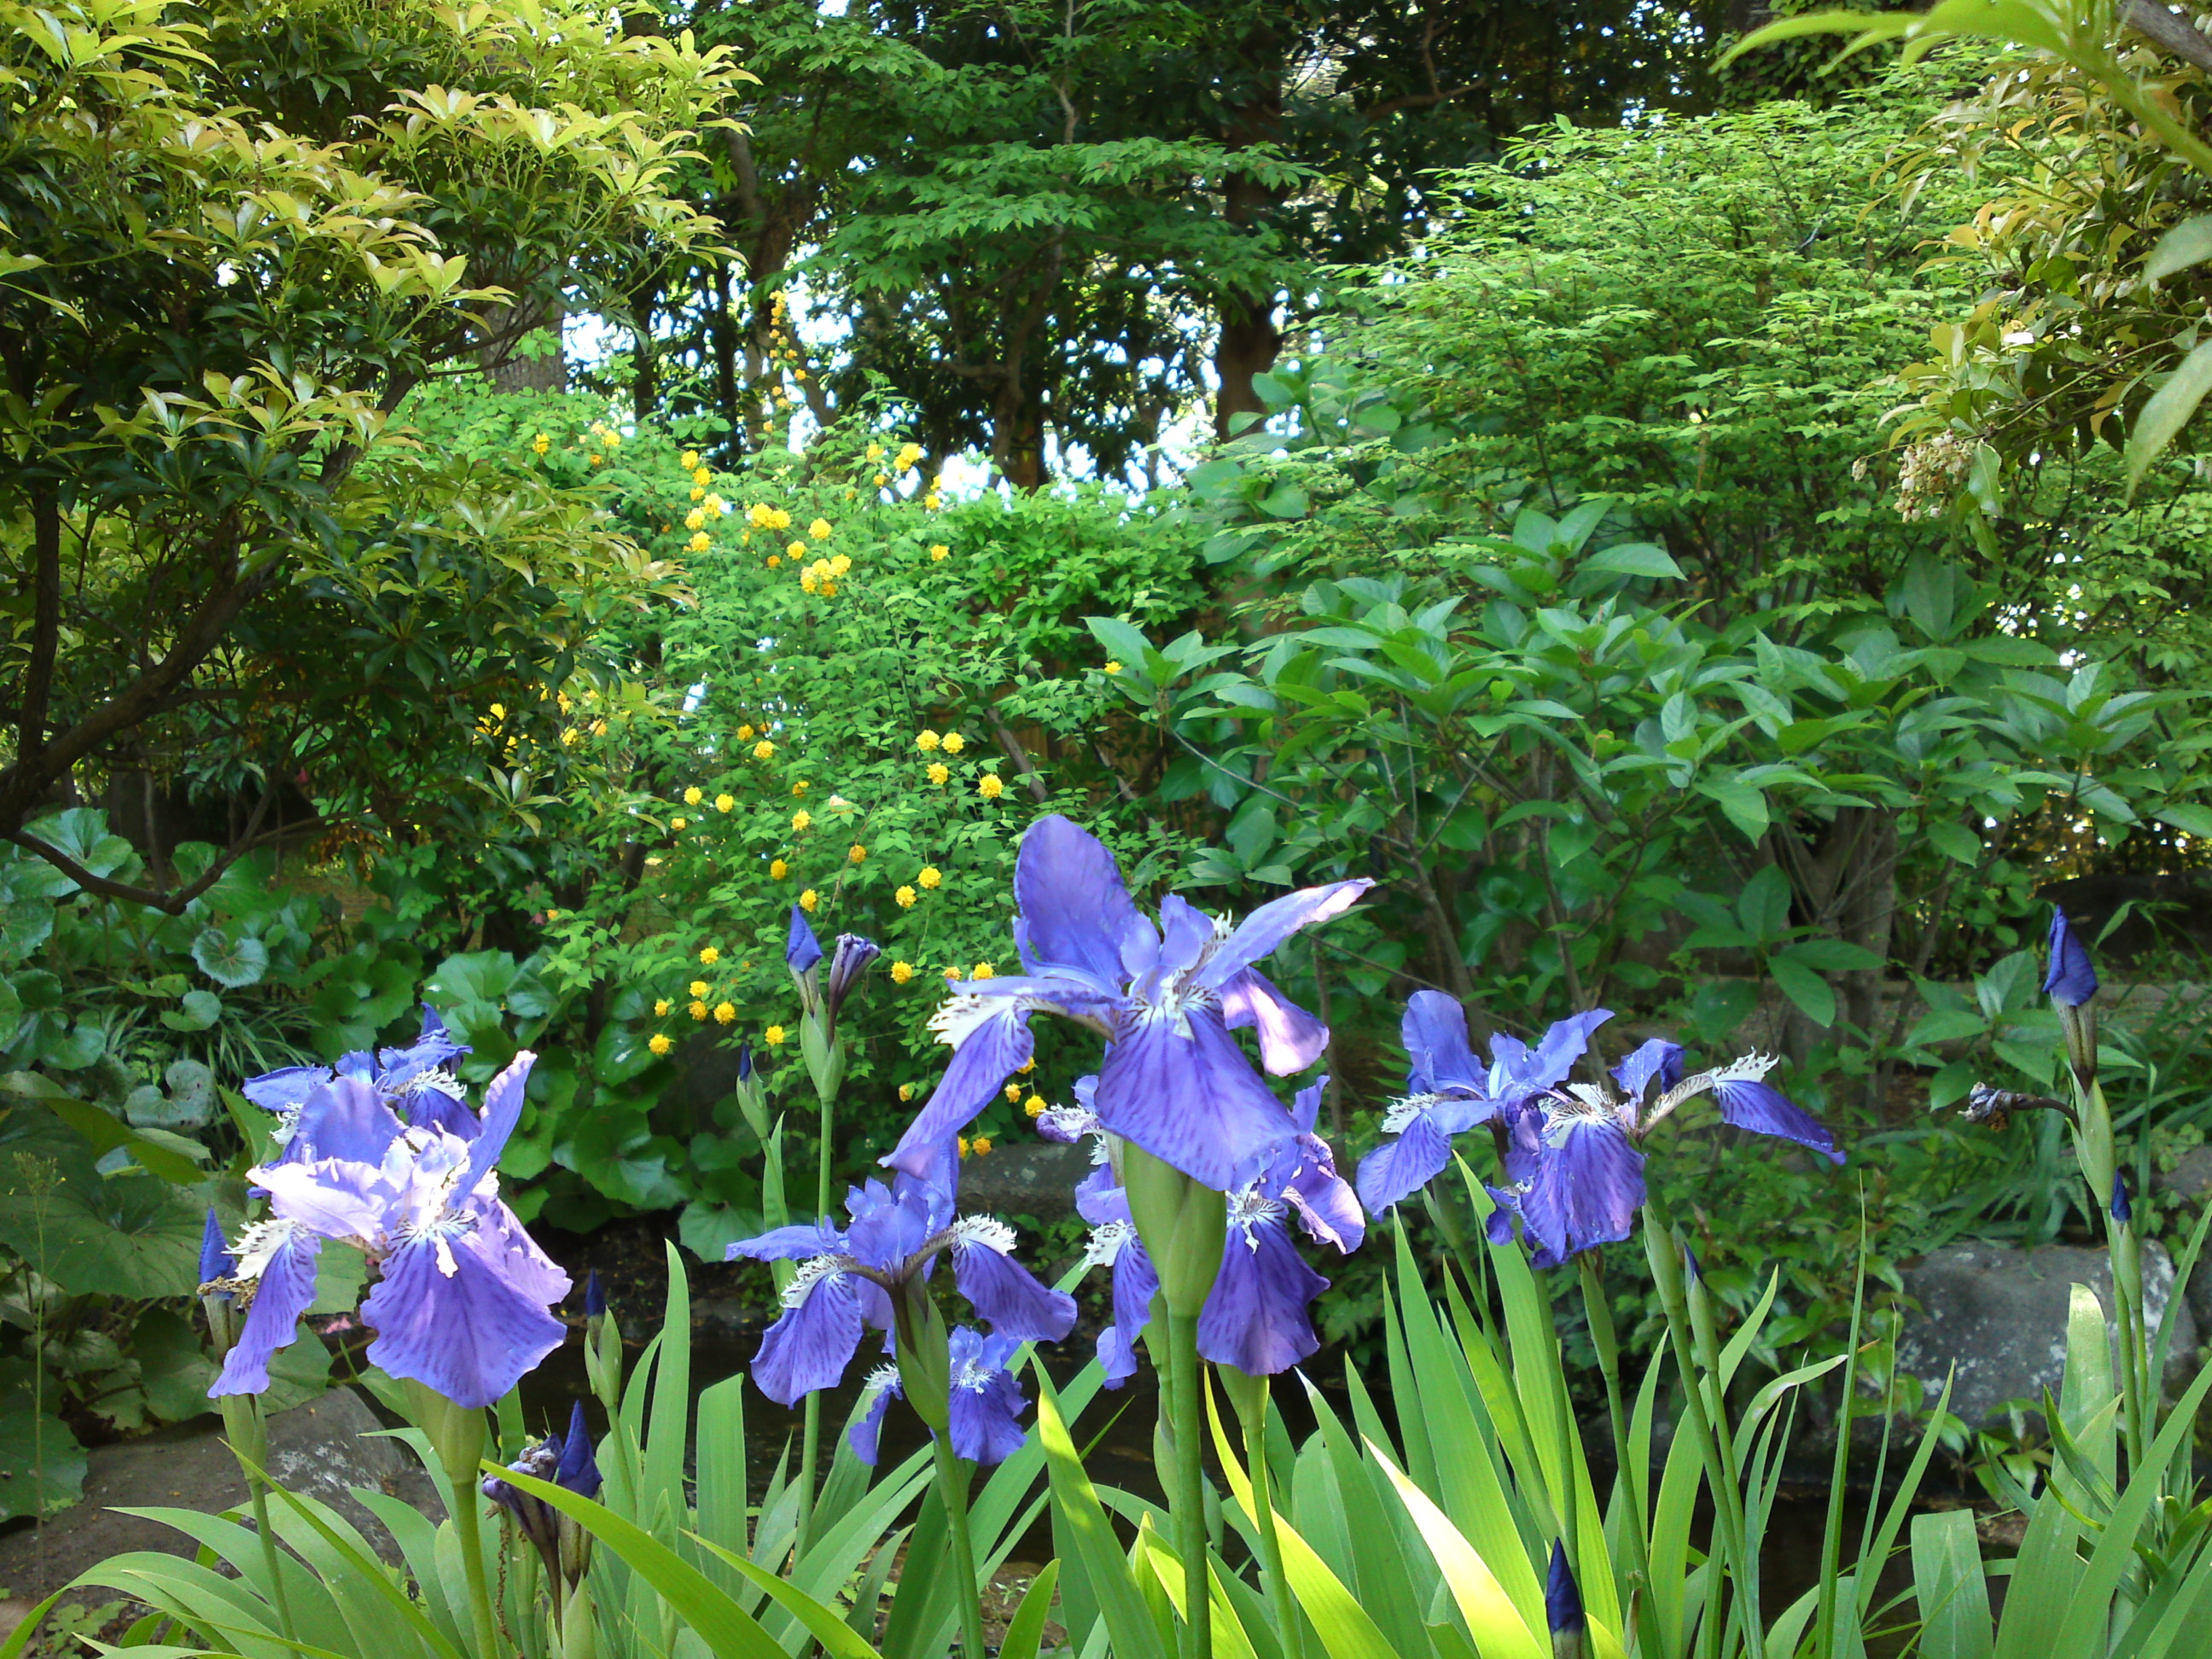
xmin=484 ymin=1402 xmax=600 ymax=1583
xmin=1546 ymin=1541 xmax=1586 ymax=1650
xmin=224 ymin=1051 xmax=572 ymax=1409
xmin=1357 ymin=1000 xmax=1612 ymax=1215
xmin=852 ymin=1365 xmax=904 ymax=1464
xmin=199 ymin=1208 xmax=235 ymax=1292
xmin=2044 ymin=907 xmax=2099 ymax=1007
xmin=736 ymin=1041 xmax=754 ymax=1082
xmin=2111 ymin=1173 xmax=2132 ymax=1225
xmin=787 ymin=907 xmax=824 ymax=977
xmin=726 ymin=1172 xmax=1074 ymax=1408
xmin=887 ymin=814 xmax=1371 ymax=1194
xmin=585 ymin=1269 xmax=606 ymax=1320
xmin=824 ymin=933 xmax=882 ymax=1027
xmin=553 ymin=1400 xmax=602 ymax=1499
xmin=1683 ymin=1241 xmax=1703 ymax=1284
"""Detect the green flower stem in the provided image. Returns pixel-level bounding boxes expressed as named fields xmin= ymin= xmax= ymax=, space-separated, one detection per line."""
xmin=1577 ymin=1253 xmax=1649 ymax=1608
xmin=1224 ymin=1370 xmax=1302 ymax=1659
xmin=1641 ymin=1207 xmax=1755 ymax=1655
xmin=410 ymin=1385 xmax=500 ymax=1659
xmin=931 ymin=1435 xmax=989 ymax=1659
xmin=1163 ymin=1308 xmax=1212 ymax=1659
xmin=449 ymin=1470 xmax=503 ymax=1659
xmin=218 ymin=1393 xmax=296 ymax=1644
xmin=795 ymin=1072 xmax=836 ymax=1567
xmin=247 ymin=1474 xmax=299 ymax=1644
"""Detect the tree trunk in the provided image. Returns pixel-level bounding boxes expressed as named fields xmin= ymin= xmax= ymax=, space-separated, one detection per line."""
xmin=1212 ymin=45 xmax=1287 ymax=442
xmin=479 ymin=294 xmax=568 ymax=393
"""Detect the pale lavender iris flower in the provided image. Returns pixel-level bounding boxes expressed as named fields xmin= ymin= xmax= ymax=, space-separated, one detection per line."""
xmin=212 ymin=1052 xmax=571 ymax=1408
xmin=1355 ymin=992 xmax=1610 ymax=1214
xmin=889 ymin=814 xmax=1370 ymax=1193
xmin=726 ymin=1163 xmax=1074 ymax=1407
xmin=850 ymin=1326 xmax=1030 ymax=1467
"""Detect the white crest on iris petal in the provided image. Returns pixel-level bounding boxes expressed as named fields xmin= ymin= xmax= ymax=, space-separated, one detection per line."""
xmin=397 ymin=1066 xmax=461 ymax=1101
xmin=1037 ymin=1104 xmax=1102 ymax=1149
xmin=859 ymin=1362 xmax=900 ymax=1403
xmin=950 ymin=1215 xmax=1017 ymax=1255
xmin=1226 ymin=1185 xmax=1285 ymax=1249
xmin=229 ymin=1217 xmax=303 ymax=1287
xmin=397 ymin=1208 xmax=477 ymax=1277
xmin=1382 ymin=1092 xmax=1449 ymax=1133
xmin=781 ymin=1254 xmax=846 ymax=1307
xmin=953 ymin=1352 xmax=998 ymax=1392
xmin=1083 ymin=1219 xmax=1135 ymax=1267
xmin=269 ymin=1112 xmax=301 ymax=1147
xmin=1647 ymin=1051 xmax=1781 ymax=1127
xmin=928 ymin=994 xmax=1046 ymax=1050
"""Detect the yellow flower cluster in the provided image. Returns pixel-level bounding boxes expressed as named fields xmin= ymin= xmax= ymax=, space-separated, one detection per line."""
xmin=748 ymin=502 xmax=794 ymax=531
xmin=713 ymin=1001 xmax=736 ymax=1025
xmin=753 ymin=740 xmax=775 ymax=760
xmin=1003 ymin=1084 xmax=1022 ymax=1103
xmin=1025 ymin=1096 xmax=1046 ymax=1117
xmin=770 ymin=858 xmax=789 ymax=879
xmin=916 ymin=730 xmax=940 ymax=752
xmin=917 ymin=865 xmax=942 ymax=888
xmin=899 ymin=1084 xmax=913 ymax=1103
xmin=694 ymin=466 xmax=713 ymax=486
xmin=800 ymin=888 xmax=818 ymax=912
xmin=654 ymin=998 xmax=672 ymax=1016
xmin=810 ymin=518 xmax=833 ymax=539
xmin=895 ymin=885 xmax=916 ymax=908
xmin=649 ymin=1033 xmax=673 ymax=1056
xmin=684 ymin=786 xmax=703 ymax=806
xmin=687 ymin=532 xmax=710 ymax=553
xmin=890 ymin=960 xmax=915 ymax=983
xmin=929 ymin=544 xmax=949 ymax=562
xmin=681 ymin=449 xmax=700 ymax=470
xmin=972 ymin=963 xmax=995 ymax=979
xmin=765 ymin=1024 xmax=787 ymax=1046
xmin=942 ymin=733 xmax=965 ymax=754
xmin=1104 ymin=660 xmax=1123 ymax=674
xmin=848 ymin=843 xmax=867 ymax=864
xmin=927 ymin=762 xmax=949 ymax=786
xmin=672 ymin=816 xmax=688 ymax=830
xmin=793 ymin=809 xmax=812 ymax=831
xmin=978 ymin=773 xmax=1004 ymax=801
xmin=699 ymin=946 xmax=719 ymax=966
xmin=717 ymin=791 xmax=736 ymax=812
xmin=532 ymin=432 xmax=550 ymax=456
xmin=895 ymin=442 xmax=923 ymax=472
xmin=690 ymin=979 xmax=710 ymax=998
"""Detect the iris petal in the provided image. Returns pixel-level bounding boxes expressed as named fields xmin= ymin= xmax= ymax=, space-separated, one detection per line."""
xmin=361 ymin=1226 xmax=571 ymax=1409
xmin=1220 ymin=969 xmax=1330 ymax=1075
xmin=1354 ymin=1109 xmax=1455 ymax=1214
xmin=885 ymin=1002 xmax=1035 ymax=1178
xmin=850 ymin=1372 xmax=902 ymax=1465
xmin=1611 ymin=1038 xmax=1685 ymax=1104
xmin=1400 ymin=991 xmax=1485 ymax=1096
xmin=1200 ymin=880 xmax=1373 ymax=989
xmin=1015 ymin=815 xmax=1149 ymax=983
xmin=1517 ymin=1116 xmax=1644 ymax=1264
xmin=1197 ymin=1218 xmax=1328 ymax=1376
xmin=1096 ymin=1004 xmax=1298 ymax=1192
xmin=1103 ymin=1237 xmax=1158 ymax=1388
xmin=210 ymin=1225 xmax=321 ymax=1396
xmin=752 ymin=1271 xmax=865 ymax=1406
xmin=460 ymin=1051 xmax=534 ymax=1196
xmin=726 ymin=1220 xmax=849 ymax=1262
xmin=242 ymin=1065 xmax=329 ymax=1115
xmin=1712 ymin=1078 xmax=1844 ymax=1165
xmin=2044 ymin=908 xmax=2099 ymax=1006
xmin=292 ymin=1075 xmax=405 ymax=1167
xmin=954 ymin=1241 xmax=1077 ymax=1342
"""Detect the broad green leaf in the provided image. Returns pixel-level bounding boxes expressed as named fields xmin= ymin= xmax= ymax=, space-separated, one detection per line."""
xmin=2126 ymin=335 xmax=2212 ymax=494
xmin=1767 ymin=956 xmax=1837 ymax=1027
xmin=2146 ymin=214 xmax=2212 ymax=281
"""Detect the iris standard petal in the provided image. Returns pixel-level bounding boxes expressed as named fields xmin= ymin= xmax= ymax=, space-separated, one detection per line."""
xmin=254 ymin=1159 xmax=389 ymax=1243
xmin=378 ymin=1007 xmax=469 ymax=1087
xmin=1103 ymin=1237 xmax=1158 ymax=1387
xmin=1354 ymin=1109 xmax=1455 ymax=1214
xmin=1400 ymin=990 xmax=1486 ymax=1096
xmin=198 ymin=1208 xmax=234 ymax=1287
xmin=1199 ymin=879 xmax=1373 ymax=990
xmin=1711 ymin=1078 xmax=1845 ymax=1165
xmin=2044 ymin=907 xmax=2099 ymax=1006
xmin=1611 ymin=1038 xmax=1685 ymax=1104
xmin=1220 ymin=968 xmax=1331 ymax=1075
xmin=242 ymin=1065 xmax=329 ymax=1115
xmin=361 ymin=1226 xmax=570 ymax=1409
xmin=726 ymin=1220 xmax=848 ymax=1262
xmin=459 ymin=1050 xmax=534 ymax=1196
xmin=751 ymin=1268 xmax=865 ymax=1406
xmin=1197 ymin=1216 xmax=1328 ymax=1376
xmin=1014 ymin=815 xmax=1148 ymax=984
xmin=885 ymin=1000 xmax=1037 ymax=1177
xmin=1095 ymin=1003 xmax=1299 ymax=1192
xmin=291 ymin=1075 xmax=405 ymax=1167
xmin=1517 ymin=1115 xmax=1644 ymax=1264
xmin=1520 ymin=1010 xmax=1615 ymax=1091
xmin=953 ymin=1231 xmax=1077 ymax=1342
xmin=209 ymin=1224 xmax=321 ymax=1396
xmin=1286 ymin=1144 xmax=1365 ymax=1254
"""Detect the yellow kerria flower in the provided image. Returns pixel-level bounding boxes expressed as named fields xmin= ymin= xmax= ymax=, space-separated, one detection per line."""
xmin=767 ymin=556 xmax=781 ymax=568
xmin=699 ymin=946 xmax=719 ymax=966
xmin=891 ymin=960 xmax=915 ymax=983
xmin=810 ymin=518 xmax=832 ymax=539
xmin=1019 ymin=1057 xmax=1035 ymax=1073
xmin=690 ymin=980 xmax=710 ymax=998
xmin=896 ymin=442 xmax=923 ymax=471
xmin=802 ymin=575 xmax=818 ymax=593
xmin=1004 ymin=1084 xmax=1022 ymax=1104
xmin=958 ymin=1136 xmax=971 ymax=1158
xmin=655 ymin=998 xmax=672 ymax=1016
xmin=737 ymin=724 xmax=754 ymax=741
xmin=1105 ymin=660 xmax=1122 ymax=674
xmin=800 ymin=888 xmax=818 ymax=912
xmin=649 ymin=1033 xmax=673 ymax=1056
xmin=771 ymin=509 xmax=792 ymax=530
xmin=793 ymin=780 xmax=809 ymax=795
xmin=690 ymin=486 xmax=705 ymax=502
xmin=895 ymin=885 xmax=917 ymax=908
xmin=713 ymin=1001 xmax=736 ymax=1025
xmin=927 ymin=762 xmax=949 ymax=787
xmin=941 ymin=732 xmax=965 ymax=754
xmin=867 ymin=443 xmax=885 ymax=460
xmin=829 ymin=554 xmax=852 ymax=578
xmin=532 ymin=434 xmax=550 ymax=455
xmin=716 ymin=793 xmax=736 ymax=812
xmin=973 ymin=962 xmax=995 ymax=979
xmin=748 ymin=503 xmax=771 ymax=527
xmin=917 ymin=731 xmax=940 ymax=753
xmin=819 ymin=579 xmax=839 ymax=598
xmin=689 ymin=999 xmax=710 ymax=1021
xmin=971 ymin=1136 xmax=992 ymax=1156
xmin=753 ymin=740 xmax=775 ymax=761
xmin=899 ymin=1084 xmax=913 ymax=1102
xmin=787 ymin=540 xmax=806 ymax=560
xmin=765 ymin=1024 xmax=787 ymax=1046
xmin=706 ymin=494 xmax=726 ymax=515
xmin=924 ymin=493 xmax=941 ymax=510
xmin=918 ymin=868 xmax=943 ymax=892
xmin=687 ymin=532 xmax=710 ymax=553
xmin=685 ymin=509 xmax=706 ymax=531
xmin=1025 ymin=1096 xmax=1046 ymax=1117
xmin=693 ymin=467 xmax=713 ymax=486
xmin=770 ymin=859 xmax=789 ymax=879
xmin=589 ymin=454 xmax=602 ymax=467
xmin=672 ymin=816 xmax=688 ymax=830
xmin=978 ymin=773 xmax=1004 ymax=800
xmin=848 ymin=843 xmax=867 ymax=864
xmin=875 ymin=472 xmax=889 ymax=486
xmin=929 ymin=544 xmax=949 ymax=562
xmin=793 ymin=810 xmax=812 ymax=831
xmin=680 ymin=449 xmax=700 ymax=470
xmin=602 ymin=431 xmax=620 ymax=448
xmin=562 ymin=727 xmax=580 ymax=745
xmin=684 ymin=786 xmax=703 ymax=806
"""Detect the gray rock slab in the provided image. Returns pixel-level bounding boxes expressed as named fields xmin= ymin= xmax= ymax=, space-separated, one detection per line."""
xmin=954 ymin=1139 xmax=1097 ymax=1221
xmin=0 ymin=1385 xmax=443 ymax=1610
xmin=1896 ymin=1243 xmax=2197 ymax=1427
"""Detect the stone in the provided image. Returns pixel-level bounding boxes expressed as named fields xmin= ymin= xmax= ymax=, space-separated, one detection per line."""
xmin=0 ymin=1385 xmax=444 ymax=1614
xmin=2153 ymin=1144 xmax=2212 ymax=1202
xmin=953 ymin=1139 xmax=1096 ymax=1220
xmin=1895 ymin=1243 xmax=2197 ymax=1428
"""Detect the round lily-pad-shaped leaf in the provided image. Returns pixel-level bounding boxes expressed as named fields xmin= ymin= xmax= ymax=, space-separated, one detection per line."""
xmin=0 ymin=1393 xmax=87 ymax=1520
xmin=191 ymin=927 xmax=268 ymax=989
xmin=159 ymin=988 xmax=221 ymax=1033
xmin=0 ymin=1167 xmax=205 ymax=1299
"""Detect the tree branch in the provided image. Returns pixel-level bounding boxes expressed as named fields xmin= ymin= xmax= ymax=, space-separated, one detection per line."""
xmin=20 ymin=493 xmax=60 ymax=768
xmin=2125 ymin=0 xmax=2212 ymax=73
xmin=987 ymin=712 xmax=1052 ymax=804
xmin=9 ymin=788 xmax=305 ymax=916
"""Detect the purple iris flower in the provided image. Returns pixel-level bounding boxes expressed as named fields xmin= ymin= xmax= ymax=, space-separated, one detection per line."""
xmin=726 ymin=1165 xmax=1074 ymax=1407
xmin=2044 ymin=907 xmax=2099 ymax=1006
xmin=1356 ymin=992 xmax=1610 ymax=1214
xmin=214 ymin=1052 xmax=571 ymax=1408
xmin=242 ymin=1006 xmax=474 ymax=1159
xmin=1060 ymin=1075 xmax=1362 ymax=1379
xmin=483 ymin=1400 xmax=602 ymax=1586
xmin=786 ymin=908 xmax=825 ymax=977
xmin=1547 ymin=1541 xmax=1586 ymax=1647
xmin=850 ymin=1326 xmax=1031 ymax=1466
xmin=888 ymin=814 xmax=1370 ymax=1193
xmin=1484 ymin=1033 xmax=1842 ymax=1266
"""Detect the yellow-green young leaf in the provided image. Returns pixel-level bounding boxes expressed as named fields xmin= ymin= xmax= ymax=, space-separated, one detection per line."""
xmin=1368 ymin=1444 xmax=1549 ymax=1659
xmin=2126 ymin=335 xmax=2212 ymax=494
